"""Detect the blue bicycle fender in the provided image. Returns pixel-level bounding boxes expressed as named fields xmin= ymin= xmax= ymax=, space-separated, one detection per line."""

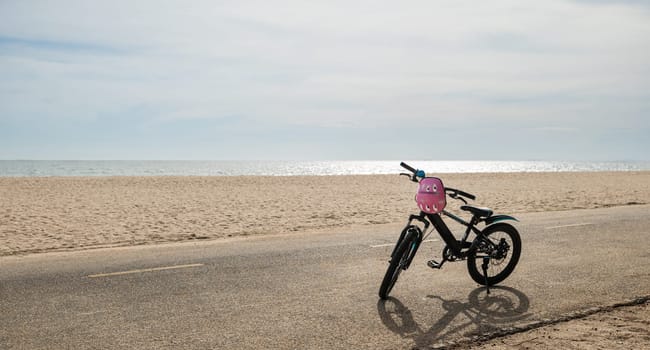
xmin=485 ymin=214 xmax=519 ymax=225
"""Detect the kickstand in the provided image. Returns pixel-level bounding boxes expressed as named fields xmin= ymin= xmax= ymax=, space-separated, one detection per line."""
xmin=482 ymin=257 xmax=490 ymax=295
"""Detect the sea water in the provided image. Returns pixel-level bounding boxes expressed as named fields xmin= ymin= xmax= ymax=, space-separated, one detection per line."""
xmin=1 ymin=160 xmax=649 ymax=177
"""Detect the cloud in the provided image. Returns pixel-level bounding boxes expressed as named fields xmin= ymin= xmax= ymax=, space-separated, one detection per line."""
xmin=0 ymin=0 xmax=649 ymax=159
xmin=572 ymin=0 xmax=650 ymax=6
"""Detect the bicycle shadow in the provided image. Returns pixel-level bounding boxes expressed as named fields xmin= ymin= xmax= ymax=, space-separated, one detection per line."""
xmin=377 ymin=286 xmax=530 ymax=348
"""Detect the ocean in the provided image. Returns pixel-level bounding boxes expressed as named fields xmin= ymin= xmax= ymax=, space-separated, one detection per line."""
xmin=1 ymin=160 xmax=649 ymax=177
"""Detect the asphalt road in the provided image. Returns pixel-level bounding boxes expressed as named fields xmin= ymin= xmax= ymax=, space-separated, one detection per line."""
xmin=2 ymin=205 xmax=649 ymax=349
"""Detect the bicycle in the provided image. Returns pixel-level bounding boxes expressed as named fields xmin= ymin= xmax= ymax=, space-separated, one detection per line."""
xmin=379 ymin=162 xmax=522 ymax=300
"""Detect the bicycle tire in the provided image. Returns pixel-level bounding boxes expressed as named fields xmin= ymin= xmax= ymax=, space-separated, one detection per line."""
xmin=379 ymin=229 xmax=417 ymax=300
xmin=467 ymin=223 xmax=521 ymax=286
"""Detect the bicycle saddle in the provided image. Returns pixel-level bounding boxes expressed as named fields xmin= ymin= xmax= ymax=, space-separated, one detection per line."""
xmin=460 ymin=205 xmax=493 ymax=218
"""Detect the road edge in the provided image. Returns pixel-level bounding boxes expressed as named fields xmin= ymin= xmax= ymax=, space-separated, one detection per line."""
xmin=425 ymin=295 xmax=650 ymax=350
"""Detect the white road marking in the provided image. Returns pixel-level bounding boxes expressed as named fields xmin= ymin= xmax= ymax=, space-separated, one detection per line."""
xmin=78 ymin=310 xmax=106 ymax=316
xmin=87 ymin=263 xmax=204 ymax=278
xmin=545 ymin=223 xmax=594 ymax=230
xmin=370 ymin=238 xmax=438 ymax=248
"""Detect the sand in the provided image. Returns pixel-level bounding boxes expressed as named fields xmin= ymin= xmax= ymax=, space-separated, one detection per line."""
xmin=466 ymin=299 xmax=650 ymax=350
xmin=2 ymin=172 xmax=650 ymax=349
xmin=1 ymin=172 xmax=649 ymax=256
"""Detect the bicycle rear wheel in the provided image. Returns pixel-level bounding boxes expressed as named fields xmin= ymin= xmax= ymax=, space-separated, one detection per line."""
xmin=379 ymin=229 xmax=418 ymax=300
xmin=467 ymin=223 xmax=521 ymax=286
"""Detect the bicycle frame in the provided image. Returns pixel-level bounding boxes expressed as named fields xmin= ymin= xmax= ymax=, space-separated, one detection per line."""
xmin=404 ymin=210 xmax=486 ymax=259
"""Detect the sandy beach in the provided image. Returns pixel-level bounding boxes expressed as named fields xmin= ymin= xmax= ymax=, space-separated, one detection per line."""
xmin=2 ymin=171 xmax=650 ymax=256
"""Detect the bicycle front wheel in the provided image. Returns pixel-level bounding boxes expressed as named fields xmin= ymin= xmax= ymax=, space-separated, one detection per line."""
xmin=379 ymin=229 xmax=418 ymax=300
xmin=467 ymin=223 xmax=521 ymax=286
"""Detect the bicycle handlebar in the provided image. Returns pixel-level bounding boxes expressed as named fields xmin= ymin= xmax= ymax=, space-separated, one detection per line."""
xmin=400 ymin=162 xmax=476 ymax=200
xmin=400 ymin=162 xmax=424 ymax=182
xmin=445 ymin=187 xmax=476 ymax=200
xmin=400 ymin=162 xmax=417 ymax=174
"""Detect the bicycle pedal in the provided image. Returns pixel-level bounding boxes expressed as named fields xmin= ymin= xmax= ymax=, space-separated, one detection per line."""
xmin=427 ymin=260 xmax=443 ymax=269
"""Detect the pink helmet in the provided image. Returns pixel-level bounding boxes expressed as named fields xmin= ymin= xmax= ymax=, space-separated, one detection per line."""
xmin=415 ymin=177 xmax=446 ymax=214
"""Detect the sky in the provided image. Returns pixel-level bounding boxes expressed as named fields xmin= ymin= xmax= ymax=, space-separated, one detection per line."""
xmin=1 ymin=0 xmax=649 ymax=161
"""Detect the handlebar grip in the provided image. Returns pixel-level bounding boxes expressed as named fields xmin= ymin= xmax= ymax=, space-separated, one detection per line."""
xmin=400 ymin=162 xmax=417 ymax=174
xmin=457 ymin=190 xmax=476 ymax=200
xmin=446 ymin=187 xmax=476 ymax=200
